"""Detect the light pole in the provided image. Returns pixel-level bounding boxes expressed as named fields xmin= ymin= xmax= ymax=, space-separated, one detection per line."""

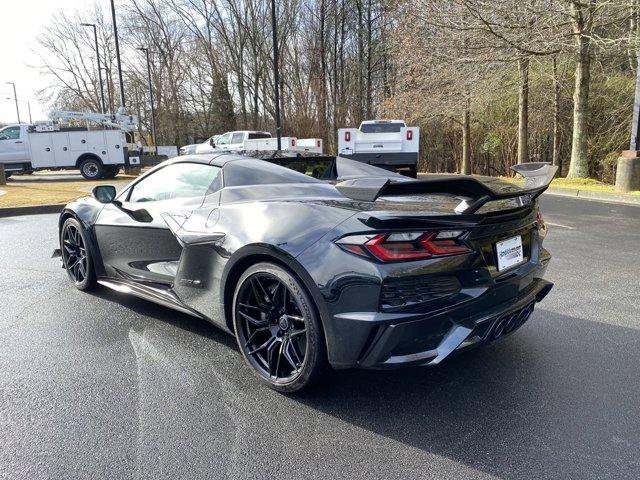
xmin=270 ymin=0 xmax=282 ymax=151
xmin=101 ymin=67 xmax=113 ymax=115
xmin=80 ymin=22 xmax=106 ymax=113
xmin=137 ymin=47 xmax=157 ymax=149
xmin=6 ymin=82 xmax=20 ymax=123
xmin=110 ymin=0 xmax=126 ymax=112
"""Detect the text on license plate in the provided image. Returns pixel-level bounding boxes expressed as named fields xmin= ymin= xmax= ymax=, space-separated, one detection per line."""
xmin=495 ymin=235 xmax=524 ymax=271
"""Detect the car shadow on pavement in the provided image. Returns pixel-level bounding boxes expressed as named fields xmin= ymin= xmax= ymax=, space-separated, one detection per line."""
xmin=77 ymin=289 xmax=640 ymax=478
xmin=86 ymin=286 xmax=238 ymax=350
xmin=295 ymin=310 xmax=640 ymax=479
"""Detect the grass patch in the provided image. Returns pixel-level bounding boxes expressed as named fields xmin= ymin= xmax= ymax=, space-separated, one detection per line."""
xmin=499 ymin=175 xmax=640 ymax=196
xmin=0 ymin=176 xmax=132 ymax=208
xmin=552 ymin=177 xmax=640 ymax=196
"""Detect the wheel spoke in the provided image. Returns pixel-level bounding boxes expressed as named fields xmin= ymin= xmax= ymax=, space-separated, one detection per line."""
xmin=251 ymin=277 xmax=272 ymax=306
xmin=238 ymin=310 xmax=268 ymax=327
xmin=267 ymin=339 xmax=281 ymax=377
xmin=238 ymin=302 xmax=261 ymax=311
xmin=287 ymin=314 xmax=305 ymax=323
xmin=282 ymin=337 xmax=301 ymax=369
xmin=244 ymin=327 xmax=269 ymax=348
xmin=248 ymin=335 xmax=276 ymax=355
xmin=289 ymin=328 xmax=306 ymax=338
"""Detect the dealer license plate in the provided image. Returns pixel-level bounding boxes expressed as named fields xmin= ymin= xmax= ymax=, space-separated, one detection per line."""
xmin=495 ymin=235 xmax=524 ymax=271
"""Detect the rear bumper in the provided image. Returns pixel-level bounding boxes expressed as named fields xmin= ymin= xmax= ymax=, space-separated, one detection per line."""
xmin=340 ymin=152 xmax=418 ymax=167
xmin=328 ymin=277 xmax=553 ymax=370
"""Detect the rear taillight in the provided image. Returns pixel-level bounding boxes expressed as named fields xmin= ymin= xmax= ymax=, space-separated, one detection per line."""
xmin=291 ymin=138 xmax=296 ymax=146
xmin=345 ymin=131 xmax=351 ymax=142
xmin=336 ymin=231 xmax=470 ymax=263
xmin=406 ymin=130 xmax=413 ymax=141
xmin=316 ymin=139 xmax=321 ymax=147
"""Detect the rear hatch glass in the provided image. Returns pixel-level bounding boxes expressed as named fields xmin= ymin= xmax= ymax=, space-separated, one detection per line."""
xmin=360 ymin=122 xmax=405 ymax=133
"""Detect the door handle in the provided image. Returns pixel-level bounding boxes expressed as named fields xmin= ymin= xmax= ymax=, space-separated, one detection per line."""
xmin=45 ymin=148 xmax=51 ymax=152
xmin=14 ymin=141 xmax=22 ymax=144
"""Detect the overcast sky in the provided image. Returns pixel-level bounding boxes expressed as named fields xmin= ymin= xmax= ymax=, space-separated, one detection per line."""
xmin=0 ymin=0 xmax=110 ymax=124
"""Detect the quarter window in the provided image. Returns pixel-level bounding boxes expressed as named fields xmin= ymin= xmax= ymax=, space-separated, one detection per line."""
xmin=128 ymin=162 xmax=222 ymax=203
xmin=231 ymin=133 xmax=244 ymax=144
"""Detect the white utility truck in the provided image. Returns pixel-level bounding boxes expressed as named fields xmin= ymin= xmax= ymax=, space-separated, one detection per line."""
xmin=338 ymin=119 xmax=420 ymax=177
xmin=0 ymin=110 xmax=139 ymax=180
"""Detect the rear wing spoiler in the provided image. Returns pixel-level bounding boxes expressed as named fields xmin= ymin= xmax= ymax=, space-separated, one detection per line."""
xmin=335 ymin=162 xmax=558 ymax=214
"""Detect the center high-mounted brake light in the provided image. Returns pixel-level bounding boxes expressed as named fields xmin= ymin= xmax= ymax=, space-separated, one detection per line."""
xmin=336 ymin=231 xmax=471 ymax=263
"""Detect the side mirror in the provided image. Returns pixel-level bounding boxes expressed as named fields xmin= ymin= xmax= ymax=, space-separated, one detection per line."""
xmin=92 ymin=185 xmax=117 ymax=203
xmin=209 ymin=138 xmax=215 ymax=147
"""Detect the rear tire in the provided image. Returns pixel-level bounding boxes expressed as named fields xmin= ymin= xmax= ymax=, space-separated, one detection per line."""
xmin=79 ymin=157 xmax=104 ymax=180
xmin=232 ymin=262 xmax=327 ymax=393
xmin=102 ymin=165 xmax=120 ymax=179
xmin=60 ymin=217 xmax=96 ymax=291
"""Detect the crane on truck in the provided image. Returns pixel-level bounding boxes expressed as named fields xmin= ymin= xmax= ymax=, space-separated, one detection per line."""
xmin=46 ymin=109 xmax=138 ymax=132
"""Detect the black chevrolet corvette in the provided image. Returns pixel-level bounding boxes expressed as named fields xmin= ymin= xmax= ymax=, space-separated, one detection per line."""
xmin=55 ymin=154 xmax=556 ymax=392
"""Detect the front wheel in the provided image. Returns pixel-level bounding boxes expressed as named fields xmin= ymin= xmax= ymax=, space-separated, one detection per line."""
xmin=232 ymin=262 xmax=327 ymax=393
xmin=79 ymin=157 xmax=104 ymax=180
xmin=60 ymin=217 xmax=96 ymax=290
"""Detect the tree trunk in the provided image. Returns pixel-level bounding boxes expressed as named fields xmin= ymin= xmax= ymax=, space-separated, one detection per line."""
xmin=461 ymin=106 xmax=471 ymax=175
xmin=568 ymin=3 xmax=592 ymax=178
xmin=517 ymin=57 xmax=530 ymax=164
xmin=552 ymin=56 xmax=562 ymax=173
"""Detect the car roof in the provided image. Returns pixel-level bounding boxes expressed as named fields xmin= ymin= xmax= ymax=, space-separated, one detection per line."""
xmin=171 ymin=152 xmax=248 ymax=167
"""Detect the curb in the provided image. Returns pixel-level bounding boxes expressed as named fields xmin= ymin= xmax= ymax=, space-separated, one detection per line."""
xmin=0 ymin=204 xmax=66 ymax=219
xmin=545 ymin=188 xmax=640 ymax=206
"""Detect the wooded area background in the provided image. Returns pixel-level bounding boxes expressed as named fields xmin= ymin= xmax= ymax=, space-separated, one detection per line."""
xmin=37 ymin=0 xmax=640 ymax=182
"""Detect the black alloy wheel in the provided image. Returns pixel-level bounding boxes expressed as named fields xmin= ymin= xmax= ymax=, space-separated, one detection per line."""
xmin=61 ymin=218 xmax=96 ymax=290
xmin=233 ymin=263 xmax=326 ymax=392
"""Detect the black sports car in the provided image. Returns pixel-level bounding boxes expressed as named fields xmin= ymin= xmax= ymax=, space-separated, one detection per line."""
xmin=55 ymin=154 xmax=555 ymax=392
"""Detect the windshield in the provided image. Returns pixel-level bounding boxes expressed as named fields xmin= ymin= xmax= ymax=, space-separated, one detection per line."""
xmin=360 ymin=122 xmax=405 ymax=134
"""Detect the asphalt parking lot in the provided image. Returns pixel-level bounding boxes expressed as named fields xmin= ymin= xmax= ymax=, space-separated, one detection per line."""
xmin=1 ymin=195 xmax=639 ymax=480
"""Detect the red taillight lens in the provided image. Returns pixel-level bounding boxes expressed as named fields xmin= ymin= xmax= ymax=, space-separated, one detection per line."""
xmin=337 ymin=231 xmax=470 ymax=262
xmin=291 ymin=138 xmax=296 ymax=146
xmin=406 ymin=130 xmax=413 ymax=141
xmin=365 ymin=233 xmax=432 ymax=261
xmin=345 ymin=131 xmax=351 ymax=142
xmin=316 ymin=139 xmax=321 ymax=147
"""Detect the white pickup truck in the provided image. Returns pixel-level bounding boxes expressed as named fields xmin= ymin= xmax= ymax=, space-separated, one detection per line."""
xmin=194 ymin=130 xmax=324 ymax=155
xmin=0 ymin=124 xmax=129 ymax=179
xmin=338 ymin=120 xmax=420 ymax=177
xmin=195 ymin=130 xmax=272 ymax=154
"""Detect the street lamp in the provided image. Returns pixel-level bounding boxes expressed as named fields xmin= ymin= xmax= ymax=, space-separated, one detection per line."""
xmin=101 ymin=66 xmax=113 ymax=115
xmin=5 ymin=82 xmax=20 ymax=123
xmin=137 ymin=47 xmax=157 ymax=150
xmin=110 ymin=0 xmax=126 ymax=112
xmin=270 ymin=0 xmax=282 ymax=151
xmin=80 ymin=22 xmax=106 ymax=113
